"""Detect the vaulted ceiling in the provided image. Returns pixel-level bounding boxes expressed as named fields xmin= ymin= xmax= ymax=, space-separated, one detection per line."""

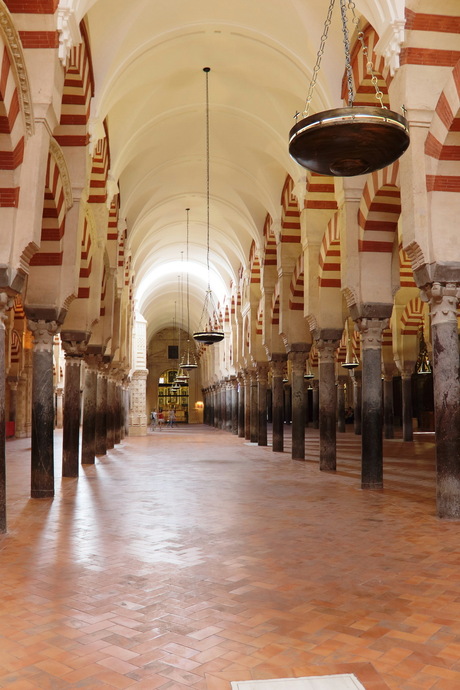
xmin=73 ymin=0 xmax=405 ymax=339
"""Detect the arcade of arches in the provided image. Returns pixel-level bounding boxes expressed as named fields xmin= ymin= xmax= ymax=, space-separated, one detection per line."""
xmin=0 ymin=0 xmax=459 ymax=534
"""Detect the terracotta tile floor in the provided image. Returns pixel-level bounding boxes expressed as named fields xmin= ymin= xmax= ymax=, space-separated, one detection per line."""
xmin=1 ymin=424 xmax=459 ymax=689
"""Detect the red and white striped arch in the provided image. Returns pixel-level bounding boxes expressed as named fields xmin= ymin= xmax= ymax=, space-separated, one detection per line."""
xmin=88 ymin=129 xmax=110 ymax=204
xmin=263 ymin=214 xmax=277 ymax=267
xmin=54 ymin=23 xmax=94 ymax=148
xmin=77 ymin=216 xmax=93 ymax=299
xmin=289 ymin=254 xmax=304 ymax=311
xmin=99 ymin=263 xmax=107 ymax=317
xmin=271 ymin=284 xmax=280 ymax=326
xmin=280 ymin=175 xmax=301 ymax=244
xmin=425 ymin=59 xmax=460 ymax=193
xmin=249 ymin=241 xmax=261 ymax=285
xmin=305 ymin=172 xmax=338 ymax=211
xmin=256 ymin=299 xmax=263 ymax=337
xmin=29 ymin=150 xmax=67 ymax=266
xmin=344 ymin=24 xmax=390 ymax=108
xmin=399 ymin=244 xmax=417 ymax=288
xmin=319 ymin=212 xmax=341 ymax=288
xmin=358 ymin=164 xmax=401 ymax=253
xmin=400 ymin=297 xmax=425 ymax=336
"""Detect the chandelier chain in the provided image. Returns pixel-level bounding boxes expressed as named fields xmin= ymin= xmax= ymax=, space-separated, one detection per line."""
xmin=302 ymin=0 xmax=336 ymax=117
xmin=347 ymin=0 xmax=385 ymax=108
xmin=340 ymin=0 xmax=354 ymax=106
xmin=204 ymin=67 xmax=211 ymax=289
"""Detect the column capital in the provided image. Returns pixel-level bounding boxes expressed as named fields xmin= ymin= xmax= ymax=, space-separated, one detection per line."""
xmin=315 ymin=338 xmax=340 ymax=363
xmin=355 ymin=317 xmax=389 ymax=350
xmin=61 ymin=330 xmax=91 ymax=358
xmin=288 ymin=350 xmax=309 ymax=374
xmin=421 ymin=282 xmax=460 ymax=326
xmin=256 ymin=362 xmax=269 ymax=383
xmin=27 ymin=319 xmax=59 ymax=352
xmin=270 ymin=358 xmax=286 ymax=378
xmin=0 ymin=291 xmax=13 ymax=329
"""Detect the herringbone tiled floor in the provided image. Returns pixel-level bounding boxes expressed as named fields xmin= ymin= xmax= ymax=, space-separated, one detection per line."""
xmin=0 ymin=424 xmax=458 ymax=690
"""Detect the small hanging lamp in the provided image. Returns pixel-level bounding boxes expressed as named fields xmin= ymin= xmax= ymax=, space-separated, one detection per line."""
xmin=342 ymin=336 xmax=359 ymax=369
xmin=289 ymin=0 xmax=410 ymax=177
xmin=193 ymin=67 xmax=224 ymax=345
xmin=175 ymin=271 xmax=189 ymax=384
xmin=181 ymin=208 xmax=199 ymax=370
xmin=304 ymin=358 xmax=314 ymax=379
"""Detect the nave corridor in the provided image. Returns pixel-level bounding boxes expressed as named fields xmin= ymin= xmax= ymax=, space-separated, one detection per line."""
xmin=0 ymin=427 xmax=458 ymax=690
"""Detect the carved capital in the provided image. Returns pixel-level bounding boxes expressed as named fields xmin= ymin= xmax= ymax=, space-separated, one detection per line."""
xmin=256 ymin=362 xmax=269 ymax=383
xmin=315 ymin=338 xmax=340 ymax=364
xmin=421 ymin=282 xmax=460 ymax=326
xmin=28 ymin=319 xmax=59 ymax=352
xmin=0 ymin=291 xmax=13 ymax=329
xmin=289 ymin=350 xmax=309 ymax=375
xmin=355 ymin=318 xmax=389 ymax=350
xmin=270 ymin=359 xmax=286 ymax=378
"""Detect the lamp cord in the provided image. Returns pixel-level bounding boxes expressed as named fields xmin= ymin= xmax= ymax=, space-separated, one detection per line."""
xmin=204 ymin=67 xmax=211 ymax=290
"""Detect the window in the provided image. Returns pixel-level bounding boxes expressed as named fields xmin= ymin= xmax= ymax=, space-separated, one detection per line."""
xmin=168 ymin=345 xmax=178 ymax=360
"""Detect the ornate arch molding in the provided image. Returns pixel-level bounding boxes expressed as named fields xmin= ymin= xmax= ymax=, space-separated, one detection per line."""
xmin=0 ymin=1 xmax=34 ymax=137
xmin=49 ymin=137 xmax=74 ymax=212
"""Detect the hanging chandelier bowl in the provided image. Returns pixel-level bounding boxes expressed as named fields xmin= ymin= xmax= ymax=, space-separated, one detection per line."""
xmin=289 ymin=106 xmax=410 ymax=177
xmin=180 ymin=346 xmax=198 ymax=370
xmin=193 ymin=330 xmax=224 ymax=345
xmin=342 ymin=360 xmax=359 ymax=369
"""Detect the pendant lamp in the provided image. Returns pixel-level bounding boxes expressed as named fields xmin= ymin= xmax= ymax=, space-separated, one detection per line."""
xmin=193 ymin=67 xmax=225 ymax=345
xmin=416 ymin=324 xmax=431 ymax=375
xmin=289 ymin=0 xmax=410 ymax=177
xmin=342 ymin=337 xmax=359 ymax=369
xmin=175 ymin=271 xmax=189 ymax=384
xmin=180 ymin=208 xmax=199 ymax=370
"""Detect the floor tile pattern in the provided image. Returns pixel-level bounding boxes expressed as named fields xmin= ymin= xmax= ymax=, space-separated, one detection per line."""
xmin=0 ymin=425 xmax=458 ymax=690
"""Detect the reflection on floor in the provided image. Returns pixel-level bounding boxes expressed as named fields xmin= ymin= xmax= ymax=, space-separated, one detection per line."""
xmin=1 ymin=424 xmax=457 ymax=690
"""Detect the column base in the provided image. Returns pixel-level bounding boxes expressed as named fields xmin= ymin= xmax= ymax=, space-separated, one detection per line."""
xmin=361 ymin=482 xmax=383 ymax=490
xmin=31 ymin=489 xmax=54 ymax=498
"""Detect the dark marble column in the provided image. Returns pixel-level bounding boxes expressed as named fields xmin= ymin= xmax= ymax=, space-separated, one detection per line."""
xmin=114 ymin=380 xmax=122 ymax=444
xmin=249 ymin=368 xmax=258 ymax=443
xmin=423 ymin=283 xmax=460 ymax=518
xmin=244 ymin=373 xmax=251 ymax=440
xmin=226 ymin=382 xmax=232 ymax=432
xmin=270 ymin=356 xmax=286 ymax=453
xmin=316 ymin=335 xmax=341 ymax=471
xmin=337 ymin=377 xmax=346 ymax=433
xmin=312 ymin=379 xmax=319 ymax=429
xmin=237 ymin=375 xmax=245 ymax=437
xmin=0 ymin=294 xmax=12 ymax=531
xmin=213 ymin=386 xmax=219 ymax=427
xmin=62 ymin=356 xmax=83 ymax=477
xmin=351 ymin=370 xmax=362 ymax=435
xmin=231 ymin=378 xmax=238 ymax=434
xmin=290 ymin=349 xmax=309 ymax=460
xmin=401 ymin=370 xmax=414 ymax=442
xmin=28 ymin=318 xmax=59 ymax=498
xmin=105 ymin=377 xmax=115 ymax=450
xmin=257 ymin=363 xmax=269 ymax=447
xmin=7 ymin=379 xmax=18 ymax=424
xmin=82 ymin=358 xmax=97 ymax=464
xmin=95 ymin=369 xmax=108 ymax=455
xmin=383 ymin=374 xmax=394 ymax=439
xmin=356 ymin=317 xmax=389 ymax=490
xmin=61 ymin=332 xmax=89 ymax=477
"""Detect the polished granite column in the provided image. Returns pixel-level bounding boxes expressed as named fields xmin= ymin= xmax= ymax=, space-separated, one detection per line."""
xmin=401 ymin=370 xmax=414 ymax=442
xmin=82 ymin=356 xmax=98 ymax=464
xmin=423 ymin=282 xmax=460 ymax=518
xmin=106 ymin=376 xmax=115 ymax=450
xmin=257 ymin=363 xmax=269 ymax=447
xmin=250 ymin=368 xmax=258 ymax=443
xmin=270 ymin=356 xmax=286 ymax=453
xmin=356 ymin=317 xmax=389 ymax=490
xmin=351 ymin=370 xmax=362 ymax=435
xmin=61 ymin=332 xmax=89 ymax=477
xmin=244 ymin=372 xmax=251 ymax=440
xmin=28 ymin=318 xmax=59 ymax=498
xmin=237 ymin=374 xmax=245 ymax=438
xmin=316 ymin=335 xmax=341 ymax=472
xmin=383 ymin=373 xmax=394 ymax=439
xmin=231 ymin=377 xmax=238 ymax=434
xmin=114 ymin=379 xmax=122 ymax=444
xmin=290 ymin=350 xmax=309 ymax=460
xmin=0 ymin=293 xmax=12 ymax=531
xmin=337 ymin=376 xmax=346 ymax=433
xmin=95 ymin=368 xmax=108 ymax=455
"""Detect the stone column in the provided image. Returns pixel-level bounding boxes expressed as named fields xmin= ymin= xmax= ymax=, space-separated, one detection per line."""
xmin=225 ymin=381 xmax=232 ymax=432
xmin=128 ymin=368 xmax=148 ymax=435
xmin=351 ymin=370 xmax=362 ymax=435
xmin=237 ymin=374 xmax=245 ymax=438
xmin=422 ymin=282 xmax=460 ymax=518
xmin=106 ymin=376 xmax=115 ymax=449
xmin=231 ymin=378 xmax=238 ymax=434
xmin=96 ymin=368 xmax=108 ymax=455
xmin=290 ymin=349 xmax=309 ymax=460
xmin=7 ymin=379 xmax=18 ymax=424
xmin=61 ymin=332 xmax=89 ymax=478
xmin=401 ymin=370 xmax=414 ymax=442
xmin=270 ymin=356 xmax=286 ymax=453
xmin=221 ymin=382 xmax=227 ymax=430
xmin=114 ymin=379 xmax=122 ymax=444
xmin=28 ymin=318 xmax=59 ymax=498
xmin=250 ymin=368 xmax=258 ymax=443
xmin=316 ymin=335 xmax=341 ymax=471
xmin=356 ymin=317 xmax=388 ymax=490
xmin=55 ymin=386 xmax=64 ymax=428
xmin=311 ymin=379 xmax=319 ymax=429
xmin=244 ymin=372 xmax=251 ymax=440
xmin=0 ymin=293 xmax=13 ymax=531
xmin=383 ymin=374 xmax=394 ymax=439
xmin=337 ymin=376 xmax=346 ymax=433
xmin=257 ymin=363 xmax=269 ymax=447
xmin=82 ymin=356 xmax=98 ymax=464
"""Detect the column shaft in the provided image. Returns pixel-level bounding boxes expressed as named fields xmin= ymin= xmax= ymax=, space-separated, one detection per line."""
xmin=82 ymin=366 xmax=97 ymax=464
xmin=96 ymin=372 xmax=108 ymax=455
xmin=271 ymin=359 xmax=285 ymax=453
xmin=401 ymin=374 xmax=414 ymax=442
xmin=383 ymin=376 xmax=394 ymax=439
xmin=62 ymin=357 xmax=82 ymax=477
